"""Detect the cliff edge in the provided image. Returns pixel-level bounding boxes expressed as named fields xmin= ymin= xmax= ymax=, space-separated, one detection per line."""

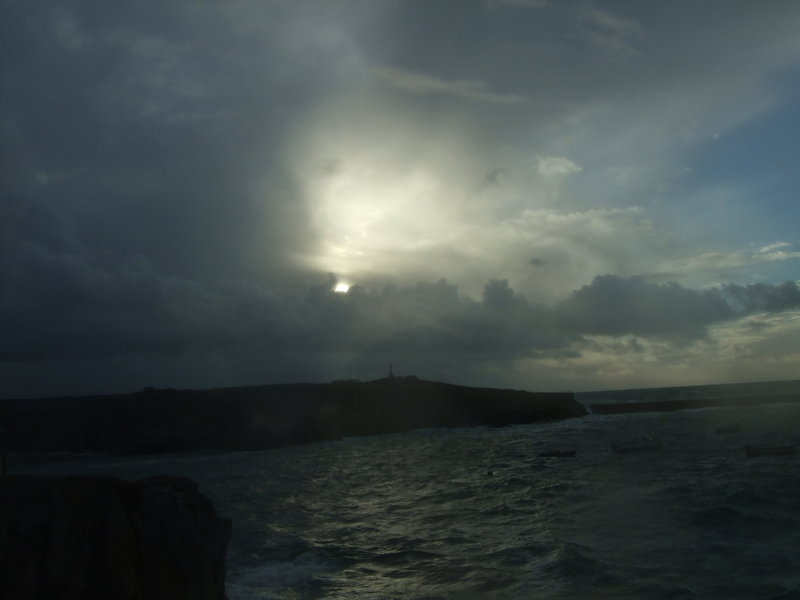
xmin=1 ymin=377 xmax=587 ymax=454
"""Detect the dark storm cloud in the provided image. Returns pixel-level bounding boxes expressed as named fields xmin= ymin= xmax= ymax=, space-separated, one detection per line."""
xmin=556 ymin=275 xmax=732 ymax=340
xmin=719 ymin=281 xmax=800 ymax=315
xmin=4 ymin=198 xmax=799 ymax=369
xmin=557 ymin=275 xmax=800 ymax=340
xmin=1 ymin=201 xmax=566 ymax=361
xmin=1 ymin=0 xmax=351 ymax=284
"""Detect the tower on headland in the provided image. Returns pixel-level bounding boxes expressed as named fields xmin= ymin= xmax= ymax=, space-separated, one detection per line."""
xmin=388 ymin=363 xmax=394 ymax=378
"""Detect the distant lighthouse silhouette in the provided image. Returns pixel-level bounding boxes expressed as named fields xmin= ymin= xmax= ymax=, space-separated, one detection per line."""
xmin=388 ymin=363 xmax=394 ymax=378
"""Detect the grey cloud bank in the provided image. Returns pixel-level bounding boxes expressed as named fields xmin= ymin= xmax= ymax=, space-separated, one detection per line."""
xmin=2 ymin=1 xmax=800 ymax=397
xmin=3 ymin=192 xmax=799 ymax=397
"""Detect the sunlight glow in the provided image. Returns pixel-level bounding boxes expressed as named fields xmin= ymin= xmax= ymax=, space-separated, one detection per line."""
xmin=334 ymin=283 xmax=350 ymax=293
xmin=303 ymin=151 xmax=451 ymax=278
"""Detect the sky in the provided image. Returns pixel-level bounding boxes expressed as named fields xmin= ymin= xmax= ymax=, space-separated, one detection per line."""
xmin=2 ymin=0 xmax=800 ymax=398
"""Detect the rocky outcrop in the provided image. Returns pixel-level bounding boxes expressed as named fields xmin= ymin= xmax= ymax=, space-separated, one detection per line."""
xmin=1 ymin=377 xmax=588 ymax=455
xmin=0 ymin=475 xmax=231 ymax=600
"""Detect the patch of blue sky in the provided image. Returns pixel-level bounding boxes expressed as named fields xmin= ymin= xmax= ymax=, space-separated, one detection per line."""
xmin=687 ymin=69 xmax=800 ymax=218
xmin=632 ymin=73 xmax=800 ymax=283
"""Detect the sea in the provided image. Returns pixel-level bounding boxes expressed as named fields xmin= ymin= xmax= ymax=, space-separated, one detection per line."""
xmin=10 ymin=380 xmax=800 ymax=600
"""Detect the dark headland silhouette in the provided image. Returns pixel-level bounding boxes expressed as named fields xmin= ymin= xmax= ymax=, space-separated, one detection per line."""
xmin=0 ymin=375 xmax=588 ymax=455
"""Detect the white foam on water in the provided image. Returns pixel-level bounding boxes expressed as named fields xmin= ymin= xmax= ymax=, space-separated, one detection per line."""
xmin=227 ymin=550 xmax=338 ymax=598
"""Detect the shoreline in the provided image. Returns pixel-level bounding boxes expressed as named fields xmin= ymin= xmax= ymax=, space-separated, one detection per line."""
xmin=0 ymin=377 xmax=587 ymax=456
xmin=589 ymin=393 xmax=800 ymax=414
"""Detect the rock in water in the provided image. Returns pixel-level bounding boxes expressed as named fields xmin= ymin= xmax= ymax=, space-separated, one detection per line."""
xmin=0 ymin=475 xmax=231 ymax=600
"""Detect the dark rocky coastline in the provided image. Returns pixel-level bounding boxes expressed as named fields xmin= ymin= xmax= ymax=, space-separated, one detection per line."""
xmin=0 ymin=475 xmax=230 ymax=600
xmin=589 ymin=393 xmax=800 ymax=414
xmin=0 ymin=377 xmax=587 ymax=455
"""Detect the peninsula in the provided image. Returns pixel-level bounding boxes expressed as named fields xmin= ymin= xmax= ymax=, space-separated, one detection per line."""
xmin=588 ymin=393 xmax=800 ymax=414
xmin=0 ymin=376 xmax=587 ymax=455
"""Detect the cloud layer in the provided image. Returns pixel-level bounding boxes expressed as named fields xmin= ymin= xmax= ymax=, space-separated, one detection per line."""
xmin=2 ymin=1 xmax=800 ymax=396
xmin=4 ymin=195 xmax=798 ymax=378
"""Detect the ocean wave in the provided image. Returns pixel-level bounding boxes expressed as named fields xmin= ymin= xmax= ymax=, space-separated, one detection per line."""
xmin=227 ymin=547 xmax=341 ymax=598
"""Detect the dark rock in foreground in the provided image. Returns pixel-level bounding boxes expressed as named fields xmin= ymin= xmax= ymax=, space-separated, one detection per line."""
xmin=0 ymin=475 xmax=231 ymax=600
xmin=1 ymin=377 xmax=587 ymax=454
